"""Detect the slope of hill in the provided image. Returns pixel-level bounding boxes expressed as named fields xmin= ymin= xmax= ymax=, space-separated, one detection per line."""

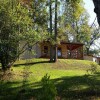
xmin=0 ymin=59 xmax=100 ymax=100
xmin=13 ymin=59 xmax=99 ymax=81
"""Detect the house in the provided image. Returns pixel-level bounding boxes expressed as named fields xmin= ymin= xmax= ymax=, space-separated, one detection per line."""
xmin=96 ymin=57 xmax=100 ymax=65
xmin=20 ymin=41 xmax=84 ymax=60
xmin=84 ymin=55 xmax=100 ymax=65
xmin=93 ymin=56 xmax=100 ymax=65
xmin=84 ymin=55 xmax=96 ymax=62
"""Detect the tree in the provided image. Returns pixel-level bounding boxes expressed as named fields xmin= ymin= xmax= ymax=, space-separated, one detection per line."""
xmin=62 ymin=0 xmax=86 ymax=42
xmin=49 ymin=0 xmax=54 ymax=62
xmin=84 ymin=27 xmax=100 ymax=55
xmin=0 ymin=0 xmax=47 ymax=70
xmin=0 ymin=0 xmax=31 ymax=70
xmin=49 ymin=0 xmax=59 ymax=62
xmin=54 ymin=0 xmax=58 ymax=62
xmin=57 ymin=0 xmax=100 ymax=55
xmin=49 ymin=0 xmax=86 ymax=61
xmin=93 ymin=0 xmax=100 ymax=26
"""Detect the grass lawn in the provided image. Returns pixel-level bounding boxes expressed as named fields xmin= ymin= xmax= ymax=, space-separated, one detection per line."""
xmin=0 ymin=59 xmax=100 ymax=100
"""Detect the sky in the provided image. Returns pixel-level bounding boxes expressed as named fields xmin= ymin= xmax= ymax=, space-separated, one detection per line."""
xmin=84 ymin=0 xmax=100 ymax=50
xmin=83 ymin=0 xmax=98 ymax=25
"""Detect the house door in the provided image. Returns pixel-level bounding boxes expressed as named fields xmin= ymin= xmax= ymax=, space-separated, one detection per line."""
xmin=43 ymin=46 xmax=48 ymax=57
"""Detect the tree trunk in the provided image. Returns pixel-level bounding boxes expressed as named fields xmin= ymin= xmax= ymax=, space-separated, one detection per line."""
xmin=93 ymin=0 xmax=100 ymax=26
xmin=0 ymin=56 xmax=11 ymax=71
xmin=54 ymin=0 xmax=58 ymax=62
xmin=49 ymin=0 xmax=54 ymax=62
xmin=50 ymin=46 xmax=54 ymax=62
xmin=86 ymin=47 xmax=89 ymax=55
xmin=1 ymin=58 xmax=7 ymax=71
xmin=1 ymin=63 xmax=6 ymax=71
xmin=54 ymin=45 xmax=57 ymax=62
xmin=76 ymin=21 xmax=79 ymax=42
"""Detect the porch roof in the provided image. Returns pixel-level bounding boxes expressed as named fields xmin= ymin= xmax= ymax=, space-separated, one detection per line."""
xmin=61 ymin=42 xmax=84 ymax=50
xmin=41 ymin=41 xmax=84 ymax=50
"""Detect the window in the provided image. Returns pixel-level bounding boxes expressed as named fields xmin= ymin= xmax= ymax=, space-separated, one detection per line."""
xmin=44 ymin=46 xmax=48 ymax=54
xmin=58 ymin=47 xmax=62 ymax=57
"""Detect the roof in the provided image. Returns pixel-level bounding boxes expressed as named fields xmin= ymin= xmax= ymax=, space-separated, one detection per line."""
xmin=61 ymin=41 xmax=84 ymax=45
xmin=61 ymin=42 xmax=84 ymax=50
xmin=42 ymin=41 xmax=84 ymax=50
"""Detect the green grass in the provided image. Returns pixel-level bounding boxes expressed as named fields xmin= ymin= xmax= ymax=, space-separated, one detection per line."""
xmin=0 ymin=59 xmax=100 ymax=100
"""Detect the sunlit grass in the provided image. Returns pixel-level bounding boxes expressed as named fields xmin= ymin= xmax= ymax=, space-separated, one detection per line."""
xmin=11 ymin=59 xmax=99 ymax=84
xmin=0 ymin=58 xmax=100 ymax=100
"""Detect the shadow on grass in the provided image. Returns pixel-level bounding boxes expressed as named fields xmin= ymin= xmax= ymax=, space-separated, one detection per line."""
xmin=1 ymin=73 xmax=100 ymax=100
xmin=53 ymin=74 xmax=100 ymax=100
xmin=0 ymin=81 xmax=22 ymax=100
xmin=0 ymin=80 xmax=40 ymax=100
xmin=14 ymin=60 xmax=51 ymax=67
xmin=32 ymin=72 xmax=100 ymax=100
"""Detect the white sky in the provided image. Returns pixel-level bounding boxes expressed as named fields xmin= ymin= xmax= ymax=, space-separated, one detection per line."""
xmin=83 ymin=0 xmax=98 ymax=25
xmin=84 ymin=0 xmax=100 ymax=50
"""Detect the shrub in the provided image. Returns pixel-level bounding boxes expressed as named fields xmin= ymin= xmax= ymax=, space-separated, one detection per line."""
xmin=87 ymin=63 xmax=98 ymax=74
xmin=38 ymin=74 xmax=57 ymax=100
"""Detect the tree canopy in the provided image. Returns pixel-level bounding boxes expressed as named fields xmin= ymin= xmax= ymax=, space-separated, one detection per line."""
xmin=0 ymin=0 xmax=48 ymax=70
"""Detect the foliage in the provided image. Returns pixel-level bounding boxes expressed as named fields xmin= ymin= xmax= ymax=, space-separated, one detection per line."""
xmin=32 ymin=0 xmax=48 ymax=26
xmin=65 ymin=1 xmax=90 ymax=42
xmin=0 ymin=0 xmax=48 ymax=70
xmin=37 ymin=74 xmax=57 ymax=100
xmin=89 ymin=49 xmax=100 ymax=55
xmin=87 ymin=63 xmax=98 ymax=74
xmin=84 ymin=27 xmax=100 ymax=55
xmin=56 ymin=0 xmax=90 ymax=43
xmin=0 ymin=0 xmax=32 ymax=70
xmin=66 ymin=0 xmax=84 ymax=20
xmin=59 ymin=0 xmax=100 ymax=55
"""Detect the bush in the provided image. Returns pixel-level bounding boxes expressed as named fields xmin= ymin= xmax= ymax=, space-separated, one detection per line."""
xmin=38 ymin=74 xmax=57 ymax=100
xmin=87 ymin=63 xmax=98 ymax=74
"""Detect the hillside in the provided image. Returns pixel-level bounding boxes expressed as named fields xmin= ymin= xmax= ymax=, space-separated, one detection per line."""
xmin=15 ymin=58 xmax=98 ymax=70
xmin=0 ymin=59 xmax=100 ymax=100
xmin=13 ymin=59 xmax=99 ymax=81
